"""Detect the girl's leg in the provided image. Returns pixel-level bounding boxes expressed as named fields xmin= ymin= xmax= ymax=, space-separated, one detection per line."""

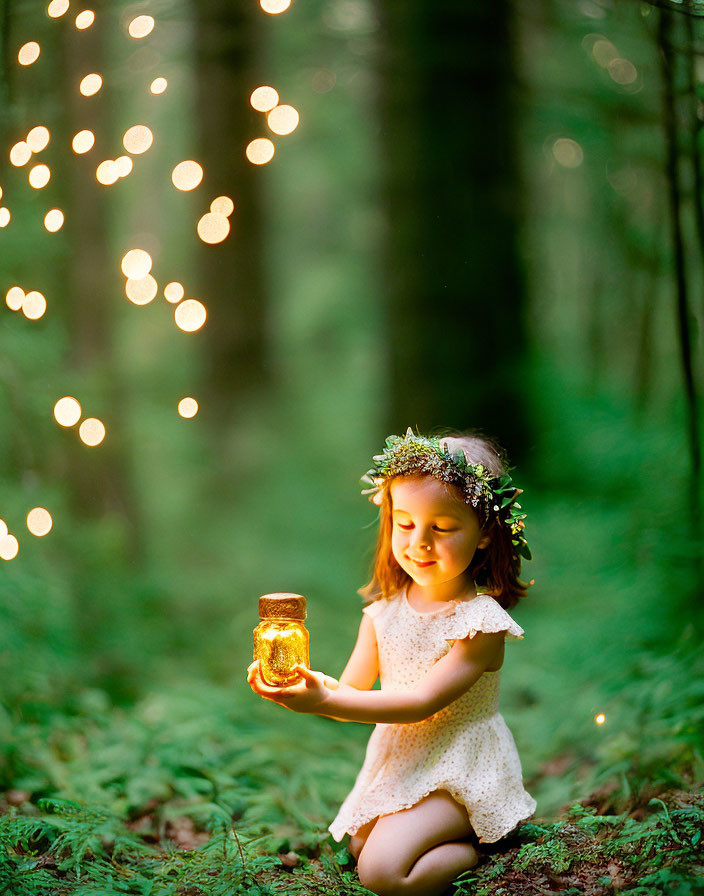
xmin=356 ymin=790 xmax=479 ymax=896
xmin=348 ymin=817 xmax=378 ymax=860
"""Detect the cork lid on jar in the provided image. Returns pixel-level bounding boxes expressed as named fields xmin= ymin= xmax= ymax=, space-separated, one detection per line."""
xmin=258 ymin=592 xmax=307 ymax=621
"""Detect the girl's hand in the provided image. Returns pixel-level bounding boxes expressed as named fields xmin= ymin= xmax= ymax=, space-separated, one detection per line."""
xmin=246 ymin=661 xmax=338 ymax=714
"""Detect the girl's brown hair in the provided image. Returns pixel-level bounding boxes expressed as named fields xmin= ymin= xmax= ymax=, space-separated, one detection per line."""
xmin=358 ymin=430 xmax=530 ymax=610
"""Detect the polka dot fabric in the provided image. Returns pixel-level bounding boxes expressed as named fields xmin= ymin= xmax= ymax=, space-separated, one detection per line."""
xmin=328 ymin=590 xmax=537 ymax=844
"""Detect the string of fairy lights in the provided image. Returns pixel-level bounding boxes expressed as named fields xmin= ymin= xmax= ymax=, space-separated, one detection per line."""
xmin=0 ymin=0 xmax=299 ymax=562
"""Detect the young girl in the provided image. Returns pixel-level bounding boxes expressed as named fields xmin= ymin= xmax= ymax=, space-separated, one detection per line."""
xmin=247 ymin=429 xmax=536 ymax=896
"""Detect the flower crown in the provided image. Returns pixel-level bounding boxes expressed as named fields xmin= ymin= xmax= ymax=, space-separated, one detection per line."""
xmin=361 ymin=428 xmax=531 ymax=561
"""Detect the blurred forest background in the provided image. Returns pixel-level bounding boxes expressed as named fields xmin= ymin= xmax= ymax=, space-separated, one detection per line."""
xmin=1 ymin=0 xmax=703 ymax=893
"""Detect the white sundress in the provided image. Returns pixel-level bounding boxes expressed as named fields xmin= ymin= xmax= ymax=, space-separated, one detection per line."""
xmin=328 ymin=589 xmax=537 ymax=844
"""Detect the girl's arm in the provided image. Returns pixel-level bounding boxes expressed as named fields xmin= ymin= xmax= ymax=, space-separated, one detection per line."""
xmin=337 ymin=615 xmax=379 ymax=690
xmin=248 ymin=630 xmax=504 ymax=724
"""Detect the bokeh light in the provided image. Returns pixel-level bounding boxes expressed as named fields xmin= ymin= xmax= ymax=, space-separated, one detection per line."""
xmin=0 ymin=534 xmax=19 ymax=561
xmin=96 ymin=159 xmax=119 ymax=185
xmin=18 ymin=42 xmax=41 ymax=66
xmin=121 ymin=249 xmax=152 ymax=279
xmin=608 ymin=58 xmax=637 ymax=86
xmin=79 ymin=73 xmax=102 ymax=96
xmin=26 ymin=126 xmax=50 ymax=153
xmin=246 ymin=138 xmax=275 ymax=165
xmin=150 ymin=77 xmax=167 ymax=95
xmin=178 ymin=397 xmax=198 ymax=418
xmin=115 ymin=155 xmax=133 ymax=177
xmin=0 ymin=208 xmax=11 ymax=227
xmin=22 ymin=291 xmax=47 ymax=320
xmin=72 ymin=129 xmax=95 ymax=153
xmin=6 ymin=287 xmax=25 ymax=311
xmin=79 ymin=417 xmax=106 ymax=446
xmin=267 ymin=104 xmax=299 ymax=136
xmin=553 ymin=138 xmax=583 ymax=168
xmin=27 ymin=507 xmax=53 ymax=537
xmin=260 ymin=0 xmax=291 ymax=14
xmin=175 ymin=299 xmax=207 ymax=332
xmin=54 ymin=396 xmax=82 ymax=427
xmin=125 ymin=274 xmax=158 ymax=305
xmin=250 ymin=86 xmax=279 ymax=112
xmin=164 ymin=281 xmax=184 ymax=303
xmin=28 ymin=164 xmax=51 ymax=189
xmin=75 ymin=9 xmax=94 ymax=28
xmin=123 ymin=125 xmax=153 ymax=154
xmin=44 ymin=209 xmax=64 ymax=232
xmin=128 ymin=15 xmax=155 ymax=38
xmin=210 ymin=195 xmax=234 ymax=217
xmin=595 ymin=713 xmax=606 ymax=725
xmin=0 ymin=186 xmax=3 ymax=200
xmin=171 ymin=160 xmax=203 ymax=191
xmin=197 ymin=212 xmax=230 ymax=244
xmin=0 ymin=519 xmax=6 ymax=539
xmin=10 ymin=142 xmax=32 ymax=167
xmin=592 ymin=37 xmax=618 ymax=68
xmin=48 ymin=0 xmax=70 ymax=16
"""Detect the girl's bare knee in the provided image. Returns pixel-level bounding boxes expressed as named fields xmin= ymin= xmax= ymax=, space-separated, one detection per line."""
xmin=356 ymin=849 xmax=401 ymax=896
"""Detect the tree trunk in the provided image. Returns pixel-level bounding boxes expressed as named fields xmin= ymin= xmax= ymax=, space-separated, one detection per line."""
xmin=376 ymin=0 xmax=528 ymax=459
xmin=192 ymin=0 xmax=269 ymax=424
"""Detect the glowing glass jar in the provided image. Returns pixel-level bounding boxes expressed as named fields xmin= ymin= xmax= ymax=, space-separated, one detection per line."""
xmin=253 ymin=592 xmax=310 ymax=687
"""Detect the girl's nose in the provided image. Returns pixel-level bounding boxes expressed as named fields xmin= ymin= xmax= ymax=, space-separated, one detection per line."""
xmin=411 ymin=528 xmax=432 ymax=550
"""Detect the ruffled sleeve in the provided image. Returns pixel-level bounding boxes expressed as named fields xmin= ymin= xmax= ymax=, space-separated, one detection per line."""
xmin=362 ymin=599 xmax=386 ymax=619
xmin=445 ymin=595 xmax=525 ymax=642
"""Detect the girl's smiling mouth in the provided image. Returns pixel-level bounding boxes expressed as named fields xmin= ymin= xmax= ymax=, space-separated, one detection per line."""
xmin=408 ymin=557 xmax=437 ymax=568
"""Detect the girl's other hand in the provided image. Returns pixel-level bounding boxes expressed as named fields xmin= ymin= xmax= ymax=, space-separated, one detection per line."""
xmin=246 ymin=661 xmax=335 ymax=714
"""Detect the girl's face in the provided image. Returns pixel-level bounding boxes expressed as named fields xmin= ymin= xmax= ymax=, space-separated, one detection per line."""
xmin=389 ymin=476 xmax=490 ymax=592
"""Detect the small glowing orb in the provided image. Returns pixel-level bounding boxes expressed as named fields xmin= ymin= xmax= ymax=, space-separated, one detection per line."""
xmin=27 ymin=507 xmax=53 ymax=537
xmin=260 ymin=0 xmax=291 ymax=14
xmin=171 ymin=160 xmax=203 ymax=191
xmin=10 ymin=141 xmax=32 ymax=167
xmin=250 ymin=86 xmax=279 ymax=112
xmin=44 ymin=209 xmax=64 ymax=232
xmin=608 ymin=58 xmax=637 ymax=86
xmin=592 ymin=38 xmax=617 ymax=68
xmin=267 ymin=104 xmax=299 ymax=136
xmin=79 ymin=73 xmax=102 ymax=96
xmin=79 ymin=417 xmax=106 ymax=446
xmin=553 ymin=138 xmax=583 ymax=169
xmin=22 ymin=290 xmax=47 ymax=320
xmin=595 ymin=713 xmax=606 ymax=725
xmin=72 ymin=129 xmax=95 ymax=153
xmin=26 ymin=126 xmax=50 ymax=152
xmin=28 ymin=164 xmax=51 ymax=189
xmin=75 ymin=9 xmax=94 ymax=28
xmin=96 ymin=159 xmax=119 ymax=185
xmin=48 ymin=0 xmax=70 ymax=16
xmin=150 ymin=77 xmax=167 ymax=94
xmin=164 ymin=281 xmax=184 ymax=303
xmin=178 ymin=397 xmax=198 ymax=418
xmin=0 ymin=208 xmax=11 ymax=227
xmin=175 ymin=299 xmax=207 ymax=332
xmin=0 ymin=534 xmax=19 ymax=561
xmin=121 ymin=249 xmax=152 ymax=279
xmin=128 ymin=15 xmax=155 ymax=38
xmin=54 ymin=396 xmax=82 ymax=426
xmin=0 ymin=519 xmax=6 ymax=539
xmin=6 ymin=287 xmax=25 ymax=311
xmin=123 ymin=125 xmax=153 ymax=154
xmin=246 ymin=138 xmax=275 ymax=165
xmin=210 ymin=195 xmax=234 ymax=217
xmin=125 ymin=274 xmax=158 ymax=305
xmin=18 ymin=42 xmax=41 ymax=66
xmin=115 ymin=155 xmax=133 ymax=177
xmin=0 ymin=186 xmax=2 ymax=200
xmin=197 ymin=212 xmax=230 ymax=244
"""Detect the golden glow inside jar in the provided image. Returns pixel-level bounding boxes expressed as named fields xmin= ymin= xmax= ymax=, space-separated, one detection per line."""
xmin=253 ymin=592 xmax=310 ymax=687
